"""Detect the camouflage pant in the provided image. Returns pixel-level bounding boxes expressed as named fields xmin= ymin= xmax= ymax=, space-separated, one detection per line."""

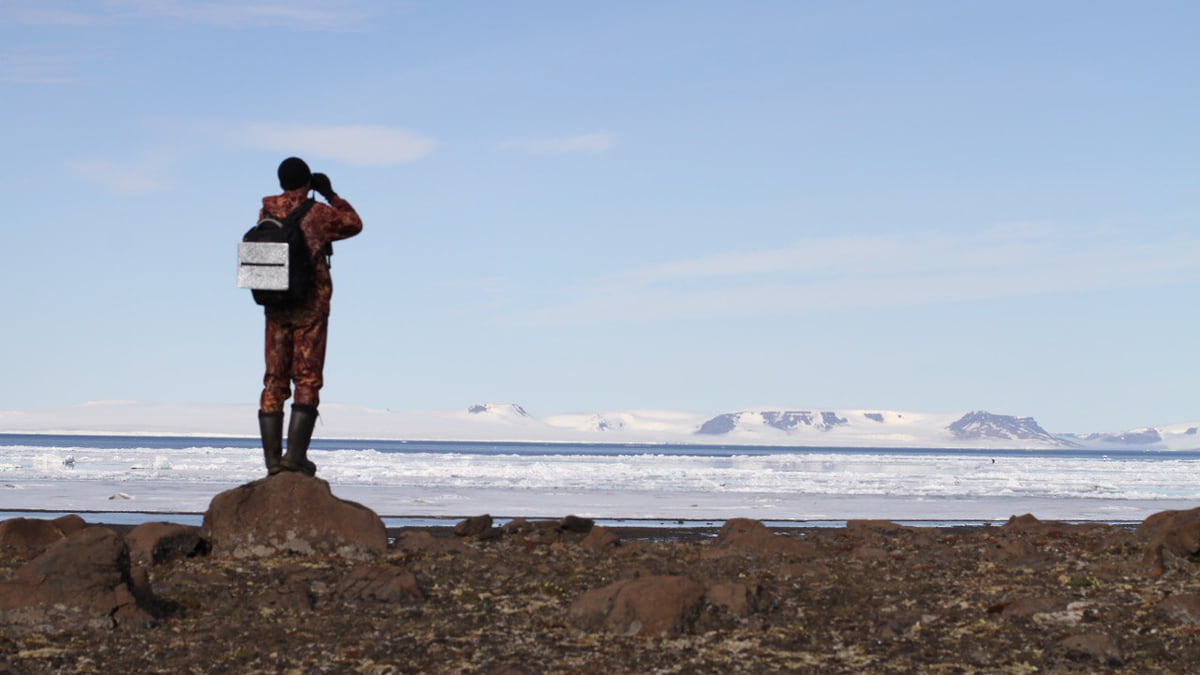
xmin=259 ymin=312 xmax=329 ymax=413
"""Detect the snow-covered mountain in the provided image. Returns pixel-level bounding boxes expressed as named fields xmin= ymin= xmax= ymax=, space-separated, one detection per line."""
xmin=688 ymin=408 xmax=1084 ymax=449
xmin=946 ymin=411 xmax=1068 ymax=447
xmin=698 ymin=410 xmax=851 ymax=435
xmin=1060 ymin=423 xmax=1200 ymax=451
xmin=0 ymin=400 xmax=1196 ymax=451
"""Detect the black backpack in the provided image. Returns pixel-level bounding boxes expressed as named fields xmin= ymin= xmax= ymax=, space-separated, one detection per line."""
xmin=241 ymin=199 xmax=317 ymax=307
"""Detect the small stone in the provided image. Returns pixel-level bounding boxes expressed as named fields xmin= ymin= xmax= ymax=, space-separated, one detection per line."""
xmin=705 ymin=582 xmax=756 ymax=616
xmin=559 ymin=515 xmax=594 ymax=534
xmin=569 ymin=575 xmax=705 ymax=637
xmin=580 ymin=526 xmax=619 ymax=553
xmin=1158 ymin=594 xmax=1200 ymax=625
xmin=335 ymin=564 xmax=423 ymax=605
xmin=392 ymin=531 xmax=467 ymax=555
xmin=500 ymin=518 xmax=533 ymax=535
xmin=454 ymin=514 xmax=494 ymax=538
xmin=1060 ymin=633 xmax=1121 ymax=665
xmin=988 ymin=596 xmax=1067 ymax=617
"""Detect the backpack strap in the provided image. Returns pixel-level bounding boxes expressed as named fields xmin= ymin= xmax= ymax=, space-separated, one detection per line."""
xmin=278 ymin=198 xmax=324 ymax=264
xmin=262 ymin=198 xmax=315 ymax=226
xmin=289 ymin=199 xmax=333 ymax=267
xmin=288 ymin=198 xmax=315 ymax=223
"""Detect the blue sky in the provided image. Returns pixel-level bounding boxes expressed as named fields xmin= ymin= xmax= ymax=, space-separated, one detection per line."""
xmin=1 ymin=0 xmax=1196 ymax=433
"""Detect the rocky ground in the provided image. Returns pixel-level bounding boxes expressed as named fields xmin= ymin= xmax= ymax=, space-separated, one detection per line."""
xmin=4 ymin=489 xmax=1200 ymax=672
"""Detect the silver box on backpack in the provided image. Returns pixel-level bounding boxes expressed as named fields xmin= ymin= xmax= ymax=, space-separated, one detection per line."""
xmin=237 ymin=242 xmax=290 ymax=290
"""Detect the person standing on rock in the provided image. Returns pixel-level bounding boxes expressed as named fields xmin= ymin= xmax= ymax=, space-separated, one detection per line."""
xmin=256 ymin=157 xmax=362 ymax=476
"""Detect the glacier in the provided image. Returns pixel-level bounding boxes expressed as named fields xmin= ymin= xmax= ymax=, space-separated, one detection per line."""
xmin=2 ymin=401 xmax=1196 ymax=451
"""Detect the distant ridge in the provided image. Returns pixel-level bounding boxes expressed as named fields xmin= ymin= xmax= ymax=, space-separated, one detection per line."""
xmin=945 ymin=411 xmax=1070 ymax=447
xmin=1 ymin=400 xmax=1197 ymax=451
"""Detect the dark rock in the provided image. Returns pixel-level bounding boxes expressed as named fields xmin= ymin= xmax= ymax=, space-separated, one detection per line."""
xmin=846 ymin=519 xmax=917 ymax=534
xmin=1060 ymin=633 xmax=1121 ymax=665
xmin=125 ymin=522 xmax=208 ymax=566
xmin=0 ymin=516 xmax=82 ymax=560
xmin=1138 ymin=507 xmax=1200 ymax=574
xmin=560 ymin=515 xmax=594 ymax=534
xmin=987 ymin=596 xmax=1068 ymax=617
xmin=1158 ymin=594 xmax=1200 ymax=625
xmin=201 ymin=472 xmax=387 ymax=560
xmin=335 ymin=564 xmax=423 ymax=605
xmin=392 ymin=530 xmax=468 ymax=555
xmin=500 ymin=518 xmax=534 ymax=535
xmin=52 ymin=514 xmax=86 ymax=536
xmin=708 ymin=518 xmax=817 ymax=558
xmin=454 ymin=514 xmax=494 ymax=538
xmin=580 ymin=526 xmax=620 ymax=553
xmin=519 ymin=520 xmax=569 ymax=545
xmin=705 ymin=582 xmax=756 ymax=616
xmin=0 ymin=527 xmax=155 ymax=633
xmin=569 ymin=575 xmax=706 ymax=636
xmin=1003 ymin=513 xmax=1064 ymax=534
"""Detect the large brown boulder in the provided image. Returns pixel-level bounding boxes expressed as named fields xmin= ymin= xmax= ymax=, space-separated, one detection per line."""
xmin=707 ymin=518 xmax=818 ymax=558
xmin=569 ymin=575 xmax=706 ymax=636
xmin=1137 ymin=507 xmax=1200 ymax=574
xmin=0 ymin=527 xmax=155 ymax=634
xmin=201 ymin=472 xmax=386 ymax=560
xmin=0 ymin=515 xmax=87 ymax=561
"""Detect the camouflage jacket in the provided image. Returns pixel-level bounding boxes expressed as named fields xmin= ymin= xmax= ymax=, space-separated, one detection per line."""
xmin=259 ymin=188 xmax=363 ymax=320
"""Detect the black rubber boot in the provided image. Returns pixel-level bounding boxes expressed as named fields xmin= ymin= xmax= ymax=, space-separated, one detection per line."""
xmin=259 ymin=411 xmax=284 ymax=475
xmin=281 ymin=404 xmax=318 ymax=477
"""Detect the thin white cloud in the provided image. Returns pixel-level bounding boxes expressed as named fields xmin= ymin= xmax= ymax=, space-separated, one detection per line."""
xmin=239 ymin=124 xmax=436 ymax=166
xmin=66 ymin=155 xmax=172 ymax=195
xmin=0 ymin=4 xmax=101 ymax=25
xmin=105 ymin=0 xmax=368 ymax=30
xmin=0 ymin=0 xmax=370 ymax=30
xmin=500 ymin=133 xmax=615 ymax=155
xmin=523 ymin=226 xmax=1200 ymax=323
xmin=0 ymin=47 xmax=79 ymax=83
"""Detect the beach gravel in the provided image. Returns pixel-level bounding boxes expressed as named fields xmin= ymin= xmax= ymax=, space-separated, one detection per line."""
xmin=3 ymin=509 xmax=1200 ymax=671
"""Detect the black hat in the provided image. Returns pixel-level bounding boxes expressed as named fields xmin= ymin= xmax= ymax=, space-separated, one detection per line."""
xmin=277 ymin=157 xmax=311 ymax=191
